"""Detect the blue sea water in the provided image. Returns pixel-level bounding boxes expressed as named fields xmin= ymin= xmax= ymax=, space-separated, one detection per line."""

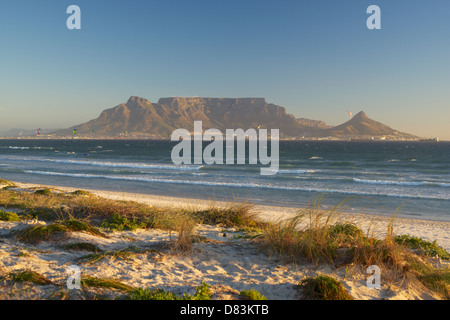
xmin=0 ymin=139 xmax=448 ymax=222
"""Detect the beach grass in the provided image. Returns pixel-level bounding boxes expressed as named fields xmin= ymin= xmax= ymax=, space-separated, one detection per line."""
xmin=81 ymin=276 xmax=135 ymax=292
xmin=0 ymin=209 xmax=21 ymax=221
xmin=78 ymin=250 xmax=136 ymax=264
xmin=192 ymin=201 xmax=262 ymax=228
xmin=100 ymin=212 xmax=147 ymax=231
xmin=78 ymin=246 xmax=160 ymax=264
xmin=0 ymin=179 xmax=17 ymax=188
xmin=16 ymin=218 xmax=109 ymax=244
xmin=61 ymin=242 xmax=103 ymax=253
xmin=0 ymin=186 xmax=263 ymax=237
xmin=126 ymin=287 xmax=179 ymax=300
xmin=259 ymin=195 xmax=349 ymax=265
xmin=259 ymin=201 xmax=450 ymax=299
xmin=34 ymin=188 xmax=52 ymax=196
xmin=1 ymin=184 xmax=449 ymax=300
xmin=125 ymin=282 xmax=212 ymax=300
xmin=298 ymin=275 xmax=353 ymax=300
xmin=239 ymin=289 xmax=267 ymax=300
xmin=9 ymin=270 xmax=53 ymax=286
xmin=63 ymin=219 xmax=109 ymax=238
xmin=16 ymin=223 xmax=68 ymax=244
xmin=395 ymin=234 xmax=450 ymax=260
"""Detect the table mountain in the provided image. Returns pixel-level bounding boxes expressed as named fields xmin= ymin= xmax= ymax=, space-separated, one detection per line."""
xmin=53 ymin=96 xmax=325 ymax=138
xmin=52 ymin=96 xmax=419 ymax=139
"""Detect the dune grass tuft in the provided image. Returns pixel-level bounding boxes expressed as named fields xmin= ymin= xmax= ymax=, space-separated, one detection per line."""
xmin=125 ymin=282 xmax=212 ymax=300
xmin=78 ymin=250 xmax=135 ymax=264
xmin=16 ymin=219 xmax=109 ymax=244
xmin=406 ymin=258 xmax=450 ymax=299
xmin=0 ymin=209 xmax=21 ymax=221
xmin=192 ymin=201 xmax=263 ymax=228
xmin=71 ymin=190 xmax=93 ymax=196
xmin=78 ymin=246 xmax=160 ymax=264
xmin=63 ymin=219 xmax=109 ymax=238
xmin=260 ymin=195 xmax=348 ymax=264
xmin=81 ymin=276 xmax=135 ymax=292
xmin=16 ymin=223 xmax=68 ymax=244
xmin=395 ymin=234 xmax=450 ymax=260
xmin=34 ymin=188 xmax=52 ymax=196
xmin=62 ymin=242 xmax=103 ymax=253
xmin=298 ymin=275 xmax=353 ymax=300
xmin=239 ymin=289 xmax=267 ymax=300
xmin=0 ymin=179 xmax=17 ymax=188
xmin=100 ymin=212 xmax=146 ymax=231
xmin=10 ymin=270 xmax=53 ymax=286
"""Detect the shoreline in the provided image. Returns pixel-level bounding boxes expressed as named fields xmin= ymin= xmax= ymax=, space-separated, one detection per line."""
xmin=7 ymin=181 xmax=450 ymax=251
xmin=1 ymin=137 xmax=446 ymax=141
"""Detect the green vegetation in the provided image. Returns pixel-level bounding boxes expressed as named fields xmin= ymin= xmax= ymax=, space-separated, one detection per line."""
xmin=125 ymin=282 xmax=212 ymax=300
xmin=71 ymin=190 xmax=93 ymax=196
xmin=260 ymin=196 xmax=348 ymax=265
xmin=10 ymin=270 xmax=53 ymax=286
xmin=239 ymin=289 xmax=267 ymax=300
xmin=193 ymin=202 xmax=263 ymax=228
xmin=260 ymin=201 xmax=450 ymax=299
xmin=126 ymin=288 xmax=178 ymax=300
xmin=34 ymin=188 xmax=52 ymax=196
xmin=0 ymin=179 xmax=17 ymax=188
xmin=16 ymin=219 xmax=108 ymax=244
xmin=78 ymin=250 xmax=135 ymax=264
xmin=16 ymin=223 xmax=68 ymax=244
xmin=395 ymin=234 xmax=450 ymax=260
xmin=100 ymin=212 xmax=146 ymax=231
xmin=188 ymin=281 xmax=213 ymax=300
xmin=408 ymin=260 xmax=450 ymax=299
xmin=64 ymin=219 xmax=109 ymax=238
xmin=62 ymin=242 xmax=103 ymax=253
xmin=298 ymin=275 xmax=353 ymax=300
xmin=78 ymin=246 xmax=159 ymax=264
xmin=328 ymin=222 xmax=364 ymax=241
xmin=2 ymin=186 xmax=449 ymax=300
xmin=0 ymin=209 xmax=21 ymax=221
xmin=81 ymin=276 xmax=135 ymax=292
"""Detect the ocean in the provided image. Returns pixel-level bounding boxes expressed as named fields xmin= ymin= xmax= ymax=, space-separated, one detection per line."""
xmin=0 ymin=139 xmax=448 ymax=222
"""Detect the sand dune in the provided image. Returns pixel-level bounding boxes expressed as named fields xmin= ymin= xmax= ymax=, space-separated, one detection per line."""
xmin=0 ymin=181 xmax=448 ymax=300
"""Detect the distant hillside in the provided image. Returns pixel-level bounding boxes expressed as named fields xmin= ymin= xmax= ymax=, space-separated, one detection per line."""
xmin=318 ymin=111 xmax=416 ymax=139
xmin=52 ymin=96 xmax=420 ymax=140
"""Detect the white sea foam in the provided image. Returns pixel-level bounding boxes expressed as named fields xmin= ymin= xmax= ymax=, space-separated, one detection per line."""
xmin=278 ymin=169 xmax=318 ymax=174
xmin=353 ymin=178 xmax=450 ymax=187
xmin=8 ymin=146 xmax=30 ymax=150
xmin=11 ymin=156 xmax=203 ymax=171
xmin=23 ymin=170 xmax=446 ymax=200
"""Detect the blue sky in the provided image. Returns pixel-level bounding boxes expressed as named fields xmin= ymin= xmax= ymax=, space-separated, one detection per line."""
xmin=1 ymin=0 xmax=449 ymax=139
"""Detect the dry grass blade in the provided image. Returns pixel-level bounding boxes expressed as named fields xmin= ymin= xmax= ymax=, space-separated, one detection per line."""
xmin=81 ymin=276 xmax=135 ymax=292
xmin=78 ymin=247 xmax=160 ymax=264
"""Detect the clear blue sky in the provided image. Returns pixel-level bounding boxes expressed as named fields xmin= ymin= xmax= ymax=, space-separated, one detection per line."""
xmin=1 ymin=0 xmax=449 ymax=139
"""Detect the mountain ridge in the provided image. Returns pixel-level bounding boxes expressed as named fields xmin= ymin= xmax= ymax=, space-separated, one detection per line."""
xmin=46 ymin=96 xmax=420 ymax=140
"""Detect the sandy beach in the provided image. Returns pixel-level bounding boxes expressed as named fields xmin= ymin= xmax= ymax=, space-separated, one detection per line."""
xmin=11 ymin=181 xmax=449 ymax=251
xmin=0 ymin=181 xmax=449 ymax=300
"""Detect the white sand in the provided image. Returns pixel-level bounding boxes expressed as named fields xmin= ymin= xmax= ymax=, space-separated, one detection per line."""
xmin=0 ymin=181 xmax=449 ymax=300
